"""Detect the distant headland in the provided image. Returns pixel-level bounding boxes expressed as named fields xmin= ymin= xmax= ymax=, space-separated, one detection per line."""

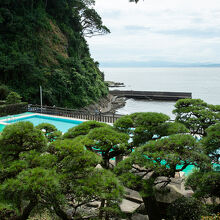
xmin=100 ymin=61 xmax=220 ymax=68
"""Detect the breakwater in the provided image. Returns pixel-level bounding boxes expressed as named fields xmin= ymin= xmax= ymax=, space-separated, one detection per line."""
xmin=110 ymin=90 xmax=192 ymax=101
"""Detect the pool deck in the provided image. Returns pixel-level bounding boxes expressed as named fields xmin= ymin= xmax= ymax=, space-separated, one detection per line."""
xmin=0 ymin=112 xmax=93 ymax=125
xmin=0 ymin=112 xmax=34 ymax=120
xmin=0 ymin=113 xmax=37 ymax=125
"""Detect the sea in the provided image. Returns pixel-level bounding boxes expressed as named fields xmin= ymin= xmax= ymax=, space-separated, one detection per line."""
xmin=102 ymin=67 xmax=220 ymax=119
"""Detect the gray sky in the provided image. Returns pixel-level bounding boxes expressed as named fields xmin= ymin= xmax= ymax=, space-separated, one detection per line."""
xmin=87 ymin=0 xmax=220 ymax=65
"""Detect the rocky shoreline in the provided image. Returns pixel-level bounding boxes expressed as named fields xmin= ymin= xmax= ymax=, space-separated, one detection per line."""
xmin=83 ymin=81 xmax=127 ymax=114
xmin=105 ymin=81 xmax=125 ymax=88
xmin=82 ymin=93 xmax=127 ymax=114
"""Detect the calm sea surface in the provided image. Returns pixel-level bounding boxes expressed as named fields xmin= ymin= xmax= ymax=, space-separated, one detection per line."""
xmin=102 ymin=67 xmax=220 ymax=119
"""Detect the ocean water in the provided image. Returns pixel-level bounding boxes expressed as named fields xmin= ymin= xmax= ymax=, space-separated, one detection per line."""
xmin=102 ymin=67 xmax=220 ymax=118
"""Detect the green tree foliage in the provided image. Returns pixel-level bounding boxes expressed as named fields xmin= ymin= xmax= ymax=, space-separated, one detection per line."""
xmin=64 ymin=121 xmax=130 ymax=169
xmin=0 ymin=84 xmax=9 ymax=100
xmin=5 ymin=91 xmax=22 ymax=104
xmin=0 ymin=168 xmax=61 ymax=219
xmin=48 ymin=138 xmax=124 ymax=219
xmin=62 ymin=121 xmax=128 ymax=217
xmin=63 ymin=120 xmax=108 ymax=139
xmin=36 ymin=123 xmax=62 ymax=142
xmin=167 ymin=197 xmax=207 ymax=220
xmin=114 ymin=112 xmax=189 ymax=147
xmin=115 ymin=134 xmax=210 ymax=220
xmin=0 ymin=121 xmax=46 ymax=160
xmin=0 ymin=0 xmax=108 ymax=108
xmin=0 ymin=122 xmax=124 ymax=219
xmin=202 ymin=123 xmax=220 ymax=164
xmin=115 ymin=112 xmax=171 ymax=147
xmin=173 ymin=99 xmax=220 ymax=136
xmin=0 ymin=122 xmax=49 ymax=219
xmin=186 ymin=170 xmax=220 ymax=199
xmin=83 ymin=126 xmax=130 ymax=168
xmin=129 ymin=0 xmax=140 ymax=3
xmin=114 ymin=115 xmax=134 ymax=133
xmin=185 ymin=169 xmax=220 ymax=216
xmin=0 ymin=203 xmax=17 ymax=220
xmin=76 ymin=0 xmax=110 ymax=37
xmin=73 ymin=169 xmax=124 ymax=219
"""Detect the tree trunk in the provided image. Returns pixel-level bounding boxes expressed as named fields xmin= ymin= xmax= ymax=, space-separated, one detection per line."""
xmin=102 ymin=158 xmax=109 ymax=169
xmin=99 ymin=199 xmax=105 ymax=219
xmin=10 ymin=199 xmax=37 ymax=220
xmin=142 ymin=196 xmax=163 ymax=220
xmin=105 ymin=201 xmax=110 ymax=220
xmin=53 ymin=204 xmax=70 ymax=220
xmin=116 ymin=155 xmax=123 ymax=165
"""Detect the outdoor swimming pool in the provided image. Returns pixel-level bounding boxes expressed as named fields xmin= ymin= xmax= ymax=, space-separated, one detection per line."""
xmin=0 ymin=113 xmax=83 ymax=133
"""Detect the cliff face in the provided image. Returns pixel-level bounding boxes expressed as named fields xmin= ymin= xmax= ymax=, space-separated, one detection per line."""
xmin=0 ymin=0 xmax=108 ymax=108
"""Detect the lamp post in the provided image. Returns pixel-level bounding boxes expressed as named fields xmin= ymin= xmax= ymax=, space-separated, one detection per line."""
xmin=40 ymin=86 xmax=42 ymax=113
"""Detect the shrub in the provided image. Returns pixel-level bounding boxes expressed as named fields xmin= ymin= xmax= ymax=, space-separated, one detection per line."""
xmin=167 ymin=197 xmax=208 ymax=220
xmin=0 ymin=85 xmax=10 ymax=100
xmin=0 ymin=102 xmax=28 ymax=117
xmin=6 ymin=92 xmax=22 ymax=104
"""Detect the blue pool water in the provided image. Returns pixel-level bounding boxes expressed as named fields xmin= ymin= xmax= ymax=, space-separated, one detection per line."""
xmin=180 ymin=165 xmax=196 ymax=176
xmin=3 ymin=115 xmax=82 ymax=133
xmin=0 ymin=124 xmax=5 ymax=132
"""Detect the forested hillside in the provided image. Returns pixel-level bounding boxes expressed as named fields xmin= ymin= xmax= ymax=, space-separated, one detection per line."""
xmin=0 ymin=0 xmax=109 ymax=108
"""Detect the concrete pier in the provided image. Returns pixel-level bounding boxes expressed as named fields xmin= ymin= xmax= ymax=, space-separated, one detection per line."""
xmin=110 ymin=90 xmax=192 ymax=101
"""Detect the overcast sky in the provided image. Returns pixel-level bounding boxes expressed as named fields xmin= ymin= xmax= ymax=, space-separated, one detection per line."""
xmin=87 ymin=0 xmax=220 ymax=65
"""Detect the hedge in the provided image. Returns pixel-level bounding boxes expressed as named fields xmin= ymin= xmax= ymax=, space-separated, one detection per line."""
xmin=0 ymin=102 xmax=28 ymax=117
xmin=0 ymin=101 xmax=6 ymax=105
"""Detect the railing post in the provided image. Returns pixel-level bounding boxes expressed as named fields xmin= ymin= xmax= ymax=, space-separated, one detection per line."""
xmin=28 ymin=105 xmax=123 ymax=122
xmin=112 ymin=110 xmax=115 ymax=124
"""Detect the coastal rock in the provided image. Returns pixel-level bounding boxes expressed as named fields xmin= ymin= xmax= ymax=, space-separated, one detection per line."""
xmin=125 ymin=188 xmax=143 ymax=204
xmin=120 ymin=199 xmax=141 ymax=213
xmin=66 ymin=208 xmax=74 ymax=219
xmin=76 ymin=206 xmax=98 ymax=218
xmin=86 ymin=201 xmax=101 ymax=208
xmin=154 ymin=177 xmax=194 ymax=203
xmin=131 ymin=213 xmax=149 ymax=220
xmin=95 ymin=164 xmax=103 ymax=169
xmin=81 ymin=94 xmax=126 ymax=114
xmin=136 ymin=203 xmax=146 ymax=214
xmin=105 ymin=81 xmax=125 ymax=87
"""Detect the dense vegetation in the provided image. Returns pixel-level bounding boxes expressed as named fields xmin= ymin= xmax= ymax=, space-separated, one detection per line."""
xmin=0 ymin=0 xmax=109 ymax=108
xmin=0 ymin=99 xmax=219 ymax=219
